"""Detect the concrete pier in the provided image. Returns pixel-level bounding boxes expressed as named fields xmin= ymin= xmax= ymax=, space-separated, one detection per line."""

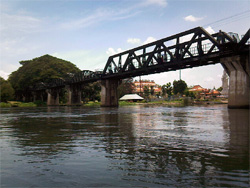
xmin=66 ymin=85 xmax=82 ymax=106
xmin=100 ymin=79 xmax=121 ymax=107
xmin=221 ymin=55 xmax=249 ymax=109
xmin=46 ymin=89 xmax=60 ymax=106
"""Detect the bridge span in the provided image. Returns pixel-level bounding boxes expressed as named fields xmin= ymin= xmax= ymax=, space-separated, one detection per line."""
xmin=33 ymin=27 xmax=250 ymax=108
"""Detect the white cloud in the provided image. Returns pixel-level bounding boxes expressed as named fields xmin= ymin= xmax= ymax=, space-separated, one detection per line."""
xmin=61 ymin=0 xmax=167 ymax=30
xmin=205 ymin=26 xmax=215 ymax=34
xmin=143 ymin=37 xmax=156 ymax=44
xmin=184 ymin=15 xmax=203 ymax=22
xmin=0 ymin=12 xmax=42 ymax=34
xmin=0 ymin=70 xmax=10 ymax=80
xmin=106 ymin=48 xmax=123 ymax=56
xmin=217 ymin=74 xmax=222 ymax=78
xmin=178 ymin=26 xmax=215 ymax=43
xmin=126 ymin=36 xmax=156 ymax=46
xmin=61 ymin=9 xmax=108 ymax=29
xmin=61 ymin=8 xmax=140 ymax=30
xmin=205 ymin=77 xmax=215 ymax=82
xmin=127 ymin=38 xmax=141 ymax=44
xmin=144 ymin=0 xmax=168 ymax=7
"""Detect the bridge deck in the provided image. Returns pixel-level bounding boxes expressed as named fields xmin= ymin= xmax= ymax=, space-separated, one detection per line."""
xmin=33 ymin=27 xmax=249 ymax=90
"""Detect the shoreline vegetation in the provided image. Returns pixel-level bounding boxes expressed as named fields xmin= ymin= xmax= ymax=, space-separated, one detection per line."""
xmin=0 ymin=99 xmax=228 ymax=108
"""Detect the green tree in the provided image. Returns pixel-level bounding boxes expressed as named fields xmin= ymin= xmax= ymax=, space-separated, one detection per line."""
xmin=173 ymin=80 xmax=187 ymax=95
xmin=184 ymin=88 xmax=195 ymax=98
xmin=161 ymin=82 xmax=172 ymax=97
xmin=82 ymin=81 xmax=101 ymax=102
xmin=150 ymin=85 xmax=155 ymax=96
xmin=0 ymin=77 xmax=14 ymax=102
xmin=118 ymin=78 xmax=135 ymax=98
xmin=143 ymin=86 xmax=150 ymax=101
xmin=217 ymin=87 xmax=223 ymax=92
xmin=8 ymin=54 xmax=80 ymax=100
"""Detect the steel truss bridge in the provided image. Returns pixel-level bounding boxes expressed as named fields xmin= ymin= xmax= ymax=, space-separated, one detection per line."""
xmin=33 ymin=27 xmax=249 ymax=90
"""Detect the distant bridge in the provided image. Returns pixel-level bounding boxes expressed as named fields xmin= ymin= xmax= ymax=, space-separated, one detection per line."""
xmin=32 ymin=27 xmax=250 ymax=108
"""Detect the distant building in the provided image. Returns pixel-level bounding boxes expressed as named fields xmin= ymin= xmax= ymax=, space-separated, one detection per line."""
xmin=209 ymin=89 xmax=221 ymax=97
xmin=133 ymin=80 xmax=161 ymax=95
xmin=189 ymin=85 xmax=209 ymax=93
xmin=189 ymin=85 xmax=220 ymax=99
xmin=119 ymin=94 xmax=144 ymax=102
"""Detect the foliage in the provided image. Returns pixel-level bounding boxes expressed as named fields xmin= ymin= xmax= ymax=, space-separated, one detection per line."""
xmin=150 ymin=86 xmax=154 ymax=95
xmin=173 ymin=80 xmax=187 ymax=95
xmin=8 ymin=54 xmax=80 ymax=99
xmin=118 ymin=78 xmax=135 ymax=98
xmin=34 ymin=100 xmax=47 ymax=106
xmin=184 ymin=89 xmax=195 ymax=98
xmin=0 ymin=101 xmax=37 ymax=107
xmin=18 ymin=102 xmax=37 ymax=107
xmin=0 ymin=77 xmax=14 ymax=102
xmin=217 ymin=87 xmax=223 ymax=92
xmin=143 ymin=86 xmax=150 ymax=100
xmin=119 ymin=101 xmax=137 ymax=106
xmin=84 ymin=101 xmax=100 ymax=107
xmin=82 ymin=81 xmax=101 ymax=102
xmin=161 ymin=82 xmax=172 ymax=97
xmin=0 ymin=102 xmax=12 ymax=108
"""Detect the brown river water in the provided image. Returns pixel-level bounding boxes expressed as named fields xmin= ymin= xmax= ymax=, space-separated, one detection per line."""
xmin=0 ymin=105 xmax=249 ymax=187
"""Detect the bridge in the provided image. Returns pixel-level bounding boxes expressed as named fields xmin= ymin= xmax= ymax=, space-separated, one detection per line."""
xmin=32 ymin=27 xmax=250 ymax=108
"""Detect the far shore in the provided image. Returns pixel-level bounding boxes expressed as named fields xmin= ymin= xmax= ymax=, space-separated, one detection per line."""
xmin=0 ymin=99 xmax=228 ymax=108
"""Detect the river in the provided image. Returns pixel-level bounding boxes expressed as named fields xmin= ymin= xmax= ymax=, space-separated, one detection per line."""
xmin=0 ymin=105 xmax=249 ymax=187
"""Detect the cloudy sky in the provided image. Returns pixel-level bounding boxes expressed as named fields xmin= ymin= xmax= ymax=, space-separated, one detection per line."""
xmin=0 ymin=0 xmax=249 ymax=88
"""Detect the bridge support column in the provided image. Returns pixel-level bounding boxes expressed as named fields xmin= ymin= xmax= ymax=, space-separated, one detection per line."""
xmin=32 ymin=91 xmax=37 ymax=102
xmin=101 ymin=79 xmax=121 ymax=107
xmin=46 ymin=89 xmax=60 ymax=106
xmin=66 ymin=85 xmax=82 ymax=106
xmin=221 ymin=55 xmax=249 ymax=109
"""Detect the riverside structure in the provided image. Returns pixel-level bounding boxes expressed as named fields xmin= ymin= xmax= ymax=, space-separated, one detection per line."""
xmin=31 ymin=27 xmax=249 ymax=109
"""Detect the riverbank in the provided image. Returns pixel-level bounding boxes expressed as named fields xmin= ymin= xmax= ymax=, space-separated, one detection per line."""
xmin=0 ymin=101 xmax=46 ymax=108
xmin=83 ymin=98 xmax=228 ymax=107
xmin=0 ymin=99 xmax=228 ymax=108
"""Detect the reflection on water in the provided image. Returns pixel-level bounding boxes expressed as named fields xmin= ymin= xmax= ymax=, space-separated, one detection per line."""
xmin=0 ymin=105 xmax=249 ymax=187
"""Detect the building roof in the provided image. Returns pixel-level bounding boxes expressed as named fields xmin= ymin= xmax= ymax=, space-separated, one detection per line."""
xmin=119 ymin=94 xmax=144 ymax=100
xmin=189 ymin=85 xmax=204 ymax=91
xmin=210 ymin=89 xmax=221 ymax=94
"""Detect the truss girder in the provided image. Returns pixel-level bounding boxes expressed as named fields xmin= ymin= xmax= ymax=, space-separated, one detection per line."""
xmin=31 ymin=27 xmax=249 ymax=91
xmin=102 ymin=27 xmax=248 ymax=78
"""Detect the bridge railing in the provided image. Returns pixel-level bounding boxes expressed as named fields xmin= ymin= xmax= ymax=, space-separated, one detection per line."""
xmin=102 ymin=27 xmax=238 ymax=78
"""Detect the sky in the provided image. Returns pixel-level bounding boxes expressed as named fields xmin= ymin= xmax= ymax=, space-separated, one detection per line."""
xmin=0 ymin=0 xmax=249 ymax=89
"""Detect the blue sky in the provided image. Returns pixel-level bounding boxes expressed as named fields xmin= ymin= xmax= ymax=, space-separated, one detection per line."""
xmin=1 ymin=0 xmax=249 ymax=88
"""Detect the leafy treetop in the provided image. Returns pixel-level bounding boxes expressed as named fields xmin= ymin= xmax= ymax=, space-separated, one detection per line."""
xmin=9 ymin=54 xmax=80 ymax=92
xmin=173 ymin=80 xmax=187 ymax=95
xmin=0 ymin=77 xmax=14 ymax=102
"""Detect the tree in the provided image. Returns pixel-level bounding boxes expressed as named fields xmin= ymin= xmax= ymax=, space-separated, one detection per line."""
xmin=143 ymin=86 xmax=150 ymax=101
xmin=0 ymin=77 xmax=14 ymax=102
xmin=150 ymin=85 xmax=155 ymax=96
xmin=8 ymin=54 xmax=80 ymax=100
xmin=184 ymin=88 xmax=195 ymax=98
xmin=118 ymin=78 xmax=135 ymax=98
xmin=173 ymin=80 xmax=187 ymax=95
xmin=82 ymin=81 xmax=101 ymax=102
xmin=161 ymin=82 xmax=172 ymax=97
xmin=217 ymin=87 xmax=223 ymax=92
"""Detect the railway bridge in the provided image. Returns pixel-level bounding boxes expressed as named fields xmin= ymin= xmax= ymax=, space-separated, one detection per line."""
xmin=33 ymin=27 xmax=250 ymax=108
